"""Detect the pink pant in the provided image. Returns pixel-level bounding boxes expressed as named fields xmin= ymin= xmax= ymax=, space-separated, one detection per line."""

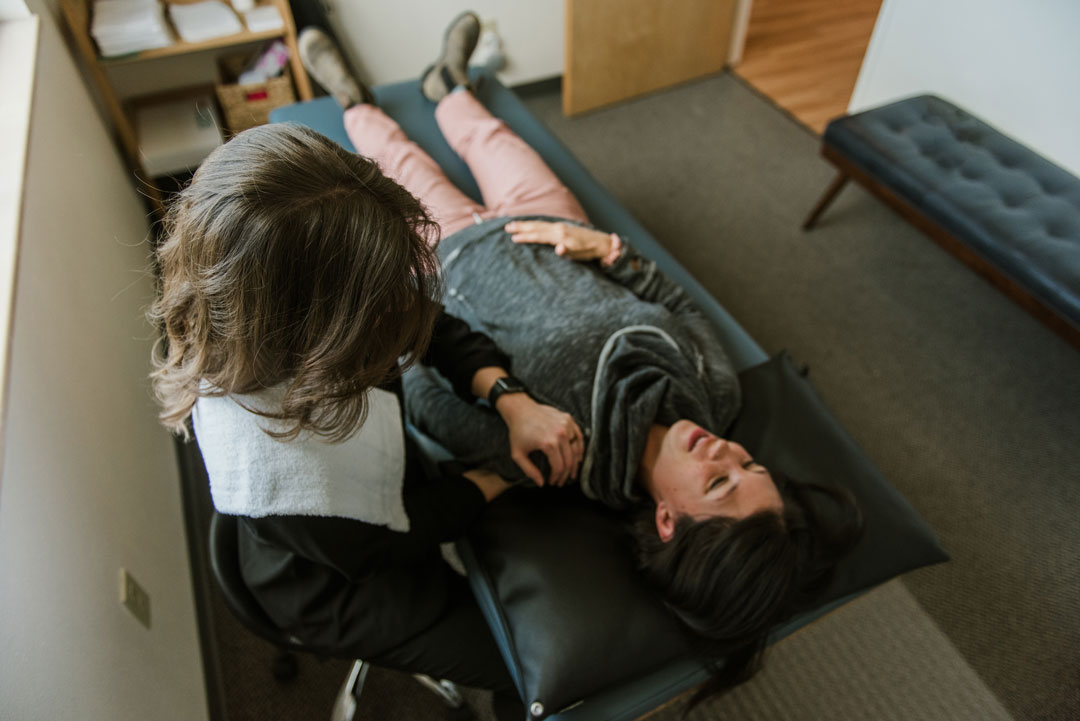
xmin=342 ymin=91 xmax=589 ymax=242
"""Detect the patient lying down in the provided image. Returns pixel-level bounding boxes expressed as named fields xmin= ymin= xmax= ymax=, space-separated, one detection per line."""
xmin=406 ymin=217 xmax=862 ymax=693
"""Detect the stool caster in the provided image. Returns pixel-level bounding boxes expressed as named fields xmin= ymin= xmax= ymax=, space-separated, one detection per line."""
xmin=330 ymin=660 xmax=369 ymax=721
xmin=413 ymin=674 xmax=465 ymax=708
xmin=271 ymin=650 xmax=298 ymax=681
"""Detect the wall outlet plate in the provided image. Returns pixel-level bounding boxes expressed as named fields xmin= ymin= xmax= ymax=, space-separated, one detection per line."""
xmin=119 ymin=568 xmax=151 ymax=630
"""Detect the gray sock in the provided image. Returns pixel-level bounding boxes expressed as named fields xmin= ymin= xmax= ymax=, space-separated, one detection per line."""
xmin=298 ymin=27 xmax=373 ymax=108
xmin=421 ymin=11 xmax=480 ymax=103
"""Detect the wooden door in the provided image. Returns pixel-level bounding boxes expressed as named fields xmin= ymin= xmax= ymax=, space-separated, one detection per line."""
xmin=564 ymin=0 xmax=737 ymax=115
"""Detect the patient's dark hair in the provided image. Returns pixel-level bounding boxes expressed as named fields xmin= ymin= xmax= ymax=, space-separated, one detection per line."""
xmin=150 ymin=122 xmax=441 ymax=441
xmin=631 ymin=472 xmax=862 ymax=710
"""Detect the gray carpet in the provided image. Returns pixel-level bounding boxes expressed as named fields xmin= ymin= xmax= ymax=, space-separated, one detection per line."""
xmin=207 ymin=73 xmax=1080 ymax=720
xmin=675 ymin=580 xmax=1012 ymax=721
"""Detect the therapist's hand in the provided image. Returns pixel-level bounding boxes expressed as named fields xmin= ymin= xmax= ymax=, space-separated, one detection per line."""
xmin=463 ymin=468 xmax=511 ymax=502
xmin=505 ymin=220 xmax=613 ymax=262
xmin=495 ymin=393 xmax=584 ymax=487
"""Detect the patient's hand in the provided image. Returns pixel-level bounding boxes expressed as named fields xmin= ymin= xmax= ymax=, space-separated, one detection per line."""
xmin=505 ymin=220 xmax=613 ymax=262
xmin=495 ymin=393 xmax=583 ymax=487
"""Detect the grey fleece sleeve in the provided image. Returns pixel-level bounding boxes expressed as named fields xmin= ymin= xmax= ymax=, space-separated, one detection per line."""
xmin=599 ymin=243 xmax=686 ymax=311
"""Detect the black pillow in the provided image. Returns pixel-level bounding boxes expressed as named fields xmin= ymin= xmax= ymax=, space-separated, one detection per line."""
xmin=461 ymin=352 xmax=948 ymax=717
xmin=729 ymin=352 xmax=949 ymax=598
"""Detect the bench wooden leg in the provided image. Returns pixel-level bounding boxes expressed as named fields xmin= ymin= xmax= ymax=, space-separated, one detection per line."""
xmin=803 ymin=172 xmax=850 ymax=230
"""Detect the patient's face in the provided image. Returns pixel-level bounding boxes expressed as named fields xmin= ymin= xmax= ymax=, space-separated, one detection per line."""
xmin=644 ymin=420 xmax=783 ymax=535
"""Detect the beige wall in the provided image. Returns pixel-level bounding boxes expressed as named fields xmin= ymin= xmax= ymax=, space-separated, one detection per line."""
xmin=0 ymin=6 xmax=208 ymax=720
xmin=324 ymin=0 xmax=564 ymax=87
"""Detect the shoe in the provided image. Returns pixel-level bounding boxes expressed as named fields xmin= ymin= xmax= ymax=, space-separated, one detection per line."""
xmin=298 ymin=27 xmax=374 ymax=108
xmin=421 ymin=11 xmax=481 ymax=102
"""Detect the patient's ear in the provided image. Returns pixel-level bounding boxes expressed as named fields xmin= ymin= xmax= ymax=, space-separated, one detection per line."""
xmin=655 ymin=502 xmax=676 ymax=543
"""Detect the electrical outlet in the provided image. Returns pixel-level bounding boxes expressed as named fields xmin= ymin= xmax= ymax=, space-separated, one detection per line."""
xmin=119 ymin=568 xmax=151 ymax=630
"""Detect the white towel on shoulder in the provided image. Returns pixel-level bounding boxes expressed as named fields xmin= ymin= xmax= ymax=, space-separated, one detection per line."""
xmin=192 ymin=385 xmax=409 ymax=532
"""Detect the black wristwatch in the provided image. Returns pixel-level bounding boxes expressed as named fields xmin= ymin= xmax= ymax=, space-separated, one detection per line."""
xmin=488 ymin=375 xmax=529 ymax=408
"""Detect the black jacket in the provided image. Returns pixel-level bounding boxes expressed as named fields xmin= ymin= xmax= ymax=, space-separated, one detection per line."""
xmin=236 ymin=311 xmax=509 ymax=657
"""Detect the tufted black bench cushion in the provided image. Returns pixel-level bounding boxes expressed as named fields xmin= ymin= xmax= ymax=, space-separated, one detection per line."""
xmin=805 ymin=94 xmax=1080 ymax=347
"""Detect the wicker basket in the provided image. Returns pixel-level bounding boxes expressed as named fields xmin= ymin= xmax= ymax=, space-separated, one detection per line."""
xmin=215 ymin=52 xmax=295 ymax=134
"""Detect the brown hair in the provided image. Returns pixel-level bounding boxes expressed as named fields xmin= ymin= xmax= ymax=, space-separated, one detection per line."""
xmin=149 ymin=122 xmax=441 ymax=442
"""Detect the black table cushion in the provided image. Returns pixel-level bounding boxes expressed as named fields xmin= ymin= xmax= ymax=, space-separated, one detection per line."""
xmin=825 ymin=94 xmax=1080 ymax=328
xmin=466 ymin=352 xmax=948 ymax=716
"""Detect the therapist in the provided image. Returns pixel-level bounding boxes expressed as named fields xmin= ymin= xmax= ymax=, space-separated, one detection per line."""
xmin=147 ymin=45 xmax=580 ymax=721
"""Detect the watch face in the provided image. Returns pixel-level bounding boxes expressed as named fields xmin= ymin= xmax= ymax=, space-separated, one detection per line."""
xmin=490 ymin=376 xmax=528 ymax=406
xmin=498 ymin=377 xmax=527 ymax=393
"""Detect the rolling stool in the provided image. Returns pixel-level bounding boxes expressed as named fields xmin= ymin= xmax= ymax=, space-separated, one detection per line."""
xmin=208 ymin=511 xmax=468 ymax=720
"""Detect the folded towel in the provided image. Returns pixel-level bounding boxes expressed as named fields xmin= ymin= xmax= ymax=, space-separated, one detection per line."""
xmin=193 ymin=385 xmax=409 ymax=531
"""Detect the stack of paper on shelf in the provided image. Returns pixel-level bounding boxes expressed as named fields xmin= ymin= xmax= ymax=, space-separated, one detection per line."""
xmin=91 ymin=0 xmax=172 ymax=57
xmin=136 ymin=94 xmax=224 ymax=178
xmin=242 ymin=5 xmax=283 ymax=33
xmin=168 ymin=1 xmax=243 ymax=44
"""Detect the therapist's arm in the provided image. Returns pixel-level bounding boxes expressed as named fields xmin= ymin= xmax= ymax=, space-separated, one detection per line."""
xmin=421 ymin=310 xmax=511 ymax=400
xmin=470 ymin=366 xmax=582 ymax=487
xmin=244 ymin=469 xmax=504 ymax=576
xmin=421 ymin=310 xmax=583 ymax=487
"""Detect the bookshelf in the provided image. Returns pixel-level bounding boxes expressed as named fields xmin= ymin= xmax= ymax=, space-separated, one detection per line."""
xmin=59 ymin=0 xmax=313 ymax=212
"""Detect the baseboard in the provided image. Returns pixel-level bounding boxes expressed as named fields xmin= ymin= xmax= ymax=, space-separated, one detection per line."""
xmin=510 ymin=75 xmax=562 ymax=99
xmin=176 ymin=435 xmax=229 ymax=721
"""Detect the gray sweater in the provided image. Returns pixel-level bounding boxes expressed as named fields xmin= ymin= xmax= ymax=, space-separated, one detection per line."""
xmin=404 ymin=216 xmax=741 ymax=509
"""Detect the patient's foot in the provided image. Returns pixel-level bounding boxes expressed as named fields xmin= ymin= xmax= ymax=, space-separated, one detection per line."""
xmin=298 ymin=27 xmax=374 ymax=108
xmin=421 ymin=11 xmax=480 ymax=102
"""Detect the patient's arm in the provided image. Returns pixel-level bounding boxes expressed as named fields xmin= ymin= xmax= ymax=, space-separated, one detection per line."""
xmin=422 ymin=312 xmax=581 ymax=486
xmin=505 ymin=220 xmax=614 ymax=261
xmin=403 ymin=364 xmax=533 ymax=485
xmin=470 ymin=365 xmax=581 ymax=486
xmin=503 ymin=220 xmax=704 ymax=318
xmin=505 ymin=219 xmax=741 ymax=425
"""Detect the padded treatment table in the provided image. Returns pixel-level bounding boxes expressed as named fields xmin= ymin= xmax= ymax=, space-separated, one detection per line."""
xmin=804 ymin=94 xmax=1080 ymax=349
xmin=271 ymin=71 xmax=947 ymax=720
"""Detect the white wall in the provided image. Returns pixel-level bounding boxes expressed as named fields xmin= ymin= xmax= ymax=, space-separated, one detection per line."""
xmin=849 ymin=0 xmax=1080 ymax=176
xmin=325 ymin=0 xmax=564 ymax=87
xmin=0 ymin=0 xmax=28 ymax=20
xmin=0 ymin=6 xmax=209 ymax=721
xmin=0 ymin=15 xmax=36 ymax=444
